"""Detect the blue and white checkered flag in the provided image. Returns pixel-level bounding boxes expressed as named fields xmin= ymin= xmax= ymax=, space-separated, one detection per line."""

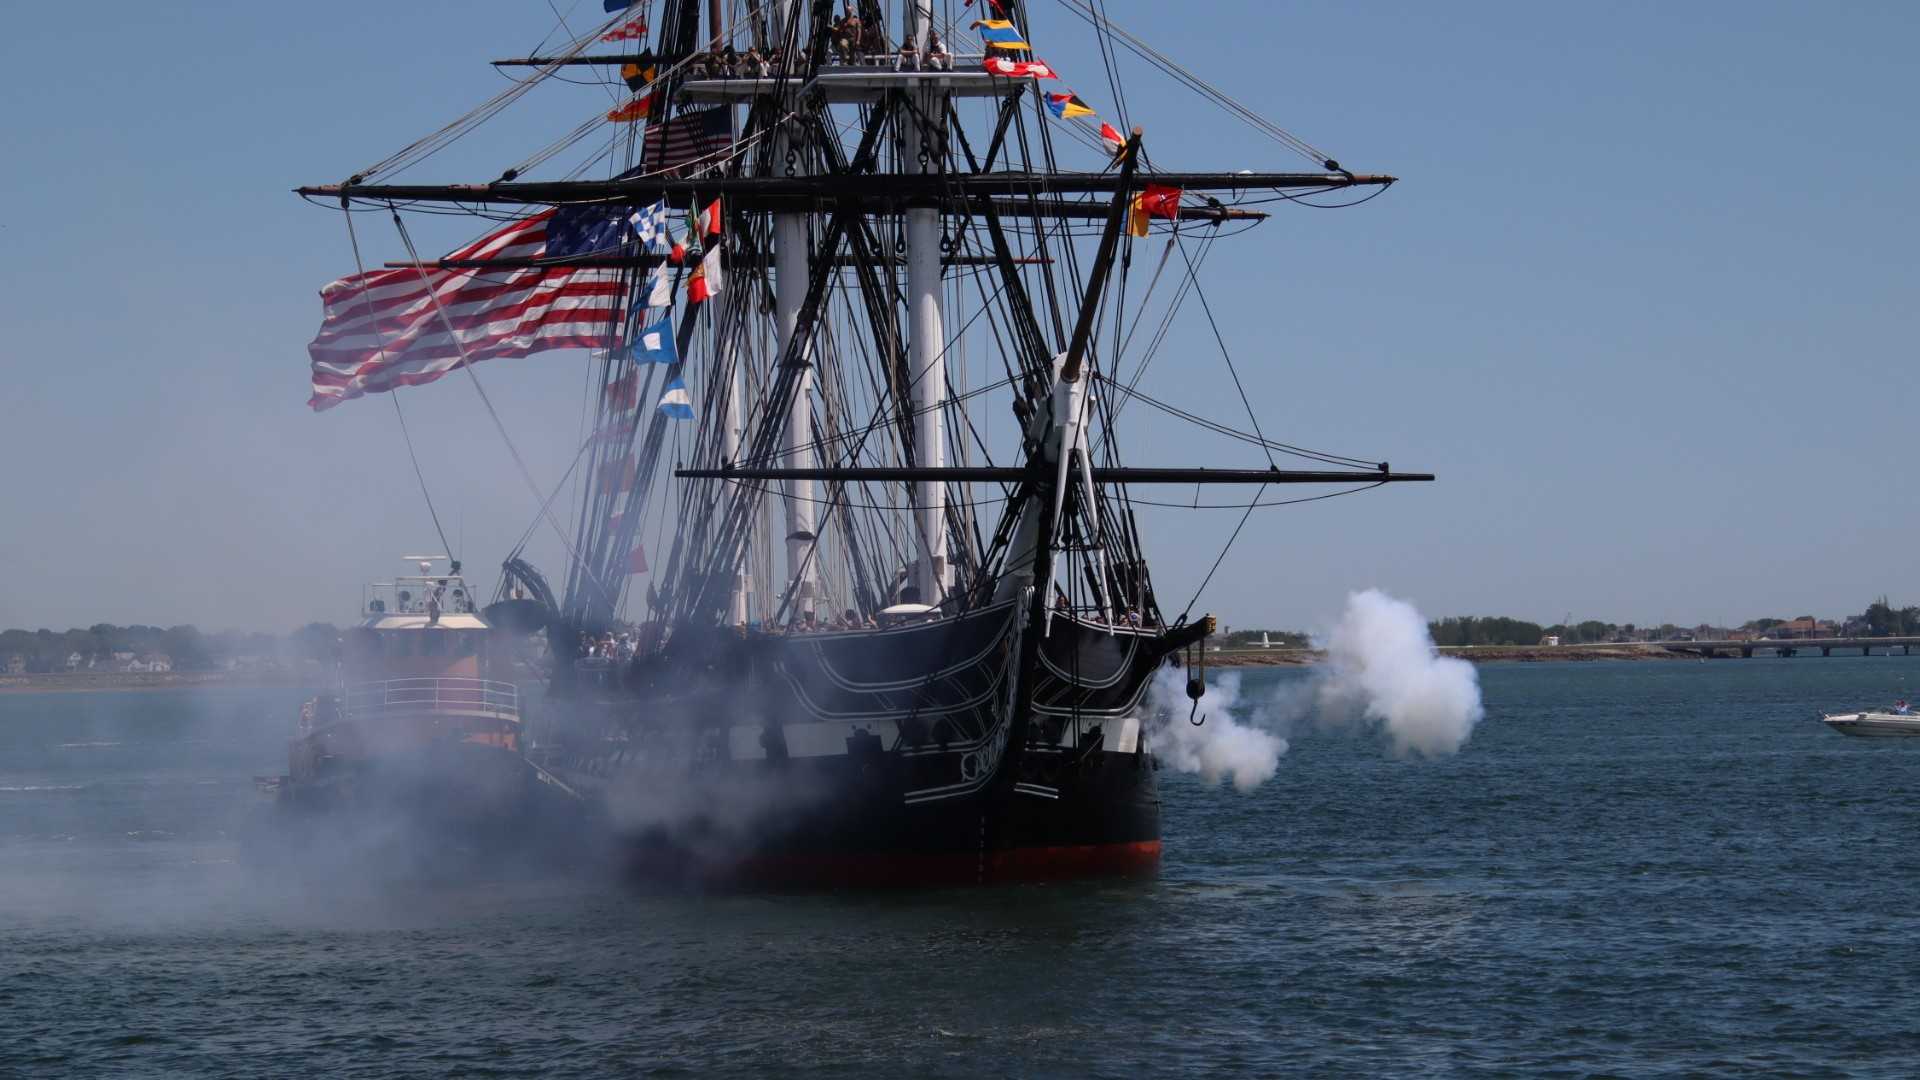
xmin=628 ymin=199 xmax=669 ymax=250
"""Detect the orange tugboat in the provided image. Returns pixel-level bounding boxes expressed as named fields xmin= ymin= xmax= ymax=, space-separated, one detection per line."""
xmin=254 ymin=557 xmax=583 ymax=871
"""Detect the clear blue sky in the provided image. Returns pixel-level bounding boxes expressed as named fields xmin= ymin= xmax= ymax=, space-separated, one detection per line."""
xmin=1 ymin=1 xmax=1914 ymax=635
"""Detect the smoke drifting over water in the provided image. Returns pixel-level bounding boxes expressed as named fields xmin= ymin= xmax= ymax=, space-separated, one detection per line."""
xmin=1147 ymin=670 xmax=1292 ymax=792
xmin=1316 ymin=589 xmax=1485 ymax=758
xmin=0 ymin=687 xmax=582 ymax=934
xmin=1146 ymin=590 xmax=1484 ymax=788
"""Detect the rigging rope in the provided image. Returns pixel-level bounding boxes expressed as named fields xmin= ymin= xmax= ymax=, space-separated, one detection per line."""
xmin=1137 ymin=481 xmax=1385 ymax=512
xmin=340 ymin=209 xmax=458 ymax=561
xmin=1099 ymin=378 xmax=1379 ymax=469
xmin=1177 ymin=488 xmax=1261 ymax=624
xmin=388 ymin=394 xmax=457 ymax=562
xmin=1049 ymin=0 xmax=1342 ymax=169
xmin=1172 ymin=237 xmax=1277 ymax=469
xmin=388 ymin=210 xmax=600 ymax=591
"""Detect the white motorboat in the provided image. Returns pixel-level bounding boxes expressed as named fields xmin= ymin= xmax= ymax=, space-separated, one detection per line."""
xmin=1822 ymin=708 xmax=1920 ymax=737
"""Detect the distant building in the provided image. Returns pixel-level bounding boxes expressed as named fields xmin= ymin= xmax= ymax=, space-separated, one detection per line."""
xmin=1541 ymin=635 xmax=1560 ymax=647
xmin=1771 ymin=618 xmax=1833 ymax=639
xmin=4 ymin=654 xmax=24 ymax=675
xmin=66 ymin=652 xmax=84 ymax=670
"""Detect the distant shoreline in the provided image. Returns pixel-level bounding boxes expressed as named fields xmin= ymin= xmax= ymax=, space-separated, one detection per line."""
xmin=0 ymin=642 xmax=1819 ymax=693
xmin=0 ymin=671 xmax=313 ymax=695
xmin=1209 ymin=644 xmax=1705 ymax=667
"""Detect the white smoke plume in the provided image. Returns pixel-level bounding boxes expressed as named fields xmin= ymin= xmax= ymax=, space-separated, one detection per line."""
xmin=1314 ymin=589 xmax=1484 ymax=758
xmin=1145 ymin=669 xmax=1291 ymax=792
xmin=1145 ymin=589 xmax=1483 ymax=788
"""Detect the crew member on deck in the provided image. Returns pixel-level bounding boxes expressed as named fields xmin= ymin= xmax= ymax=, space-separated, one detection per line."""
xmin=834 ymin=8 xmax=861 ymax=61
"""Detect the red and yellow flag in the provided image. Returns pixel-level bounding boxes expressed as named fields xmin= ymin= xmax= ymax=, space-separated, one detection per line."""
xmin=607 ymin=92 xmax=653 ymax=122
xmin=1128 ymin=185 xmax=1182 ymax=237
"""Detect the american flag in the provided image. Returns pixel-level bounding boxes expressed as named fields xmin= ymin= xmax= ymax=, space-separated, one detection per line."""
xmin=307 ymin=206 xmax=632 ymax=411
xmin=641 ymin=107 xmax=733 ymax=175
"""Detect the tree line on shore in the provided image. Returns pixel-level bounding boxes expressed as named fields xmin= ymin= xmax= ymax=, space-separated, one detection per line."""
xmin=1218 ymin=627 xmax=1311 ymax=649
xmin=0 ymin=623 xmax=344 ymax=674
xmin=1427 ymin=597 xmax=1920 ymax=648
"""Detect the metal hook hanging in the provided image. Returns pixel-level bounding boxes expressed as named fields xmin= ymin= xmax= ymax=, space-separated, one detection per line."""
xmin=1185 ymin=644 xmax=1206 ymax=726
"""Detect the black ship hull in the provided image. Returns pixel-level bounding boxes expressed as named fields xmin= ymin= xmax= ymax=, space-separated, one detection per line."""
xmin=594 ymin=743 xmax=1162 ymax=889
xmin=543 ymin=602 xmax=1187 ymax=888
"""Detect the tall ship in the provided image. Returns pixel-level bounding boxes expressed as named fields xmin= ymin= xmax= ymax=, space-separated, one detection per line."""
xmin=298 ymin=1 xmax=1430 ymax=886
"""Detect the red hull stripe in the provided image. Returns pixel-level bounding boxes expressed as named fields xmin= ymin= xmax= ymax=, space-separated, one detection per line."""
xmin=702 ymin=840 xmax=1163 ymax=890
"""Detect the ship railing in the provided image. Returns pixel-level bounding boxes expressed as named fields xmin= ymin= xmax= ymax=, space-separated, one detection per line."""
xmin=342 ymin=677 xmax=520 ymax=723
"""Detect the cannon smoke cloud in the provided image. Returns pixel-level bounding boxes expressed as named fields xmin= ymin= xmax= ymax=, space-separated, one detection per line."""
xmin=1145 ymin=590 xmax=1484 ymax=787
xmin=1315 ymin=589 xmax=1484 ymax=757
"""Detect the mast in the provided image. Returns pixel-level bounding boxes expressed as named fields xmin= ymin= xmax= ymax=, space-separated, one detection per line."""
xmin=718 ymin=0 xmax=750 ymax=630
xmin=724 ymin=356 xmax=751 ymax=627
xmin=906 ymin=1 xmax=948 ymax=606
xmin=774 ymin=5 xmax=816 ymax=623
xmin=297 ymin=1 xmax=1422 ymax=645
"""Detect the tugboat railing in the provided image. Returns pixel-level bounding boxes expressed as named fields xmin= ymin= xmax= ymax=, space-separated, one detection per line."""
xmin=342 ymin=677 xmax=520 ymax=722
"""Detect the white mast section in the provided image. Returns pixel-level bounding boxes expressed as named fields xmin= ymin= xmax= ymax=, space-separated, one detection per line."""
xmin=775 ymin=117 xmax=817 ymax=622
xmin=724 ymin=355 xmax=751 ymax=626
xmin=906 ymin=53 xmax=949 ymax=606
xmin=909 ymin=0 xmax=932 ymax=54
xmin=720 ymin=0 xmax=750 ymax=629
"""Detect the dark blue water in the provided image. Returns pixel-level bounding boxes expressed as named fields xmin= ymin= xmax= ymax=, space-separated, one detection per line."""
xmin=7 ymin=660 xmax=1920 ymax=1076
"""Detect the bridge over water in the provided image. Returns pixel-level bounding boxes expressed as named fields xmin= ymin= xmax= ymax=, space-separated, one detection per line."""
xmin=1209 ymin=637 xmax=1920 ymax=663
xmin=1658 ymin=636 xmax=1920 ymax=658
